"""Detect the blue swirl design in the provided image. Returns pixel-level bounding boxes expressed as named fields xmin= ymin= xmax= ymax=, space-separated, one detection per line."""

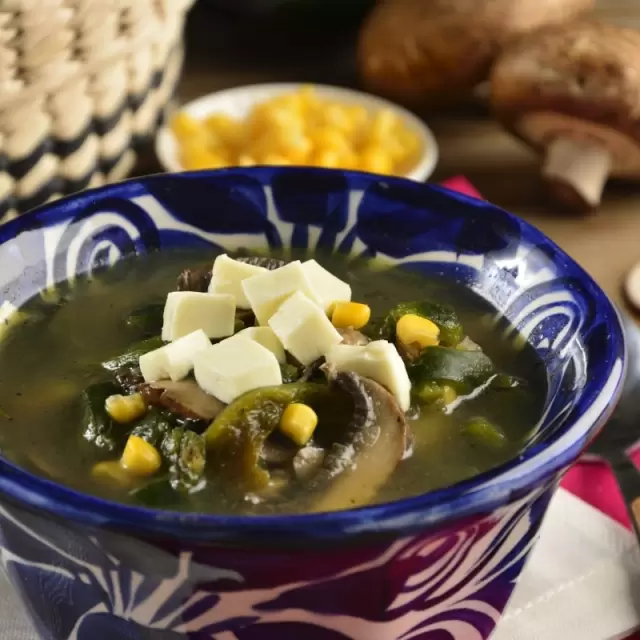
xmin=0 ymin=482 xmax=553 ymax=639
xmin=0 ymin=167 xmax=624 ymax=639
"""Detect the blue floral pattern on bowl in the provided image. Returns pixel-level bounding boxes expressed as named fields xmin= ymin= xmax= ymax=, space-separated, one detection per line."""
xmin=0 ymin=168 xmax=625 ymax=639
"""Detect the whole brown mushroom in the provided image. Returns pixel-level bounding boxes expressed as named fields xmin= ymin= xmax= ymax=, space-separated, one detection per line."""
xmin=491 ymin=21 xmax=640 ymax=212
xmin=357 ymin=0 xmax=594 ymax=108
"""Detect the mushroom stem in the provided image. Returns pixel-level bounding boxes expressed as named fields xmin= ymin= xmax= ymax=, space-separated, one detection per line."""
xmin=542 ymin=137 xmax=612 ymax=211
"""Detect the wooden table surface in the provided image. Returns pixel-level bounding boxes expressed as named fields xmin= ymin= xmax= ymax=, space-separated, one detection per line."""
xmin=174 ymin=0 xmax=640 ymax=314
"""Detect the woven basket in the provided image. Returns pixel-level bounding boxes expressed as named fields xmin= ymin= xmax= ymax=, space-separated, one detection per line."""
xmin=0 ymin=0 xmax=193 ymax=221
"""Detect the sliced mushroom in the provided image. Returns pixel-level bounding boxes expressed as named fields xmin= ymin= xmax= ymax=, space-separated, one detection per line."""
xmin=177 ymin=264 xmax=213 ymax=292
xmin=491 ymin=21 xmax=640 ymax=211
xmin=139 ymin=379 xmax=226 ymax=422
xmin=237 ymin=256 xmax=286 ymax=270
xmin=305 ymin=367 xmax=408 ymax=513
xmin=338 ymin=327 xmax=371 ymax=346
xmin=177 ymin=257 xmax=286 ymax=293
xmin=293 ymin=445 xmax=326 ymax=480
xmin=261 ymin=433 xmax=300 ymax=467
xmin=299 ymin=331 xmax=370 ymax=382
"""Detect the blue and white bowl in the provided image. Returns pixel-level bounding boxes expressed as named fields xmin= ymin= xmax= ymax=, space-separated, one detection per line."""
xmin=0 ymin=168 xmax=625 ymax=639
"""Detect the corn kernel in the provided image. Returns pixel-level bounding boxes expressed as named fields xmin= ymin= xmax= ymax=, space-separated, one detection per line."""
xmin=358 ymin=147 xmax=393 ymax=175
xmin=237 ymin=154 xmax=257 ymax=166
xmin=170 ymin=111 xmax=203 ymax=139
xmin=397 ymin=127 xmax=420 ymax=153
xmin=331 ymin=301 xmax=371 ymax=330
xmin=181 ymin=148 xmax=229 ymax=170
xmin=310 ymin=127 xmax=350 ymax=153
xmin=262 ymin=153 xmax=291 ymax=166
xmin=370 ymin=108 xmax=398 ymax=141
xmin=105 ymin=393 xmax=146 ymax=424
xmin=91 ymin=460 xmax=133 ymax=487
xmin=298 ymin=85 xmax=318 ymax=109
xmin=120 ymin=435 xmax=162 ymax=477
xmin=280 ymin=403 xmax=318 ymax=446
xmin=174 ymin=87 xmax=418 ymax=178
xmin=204 ymin=113 xmax=242 ymax=148
xmin=396 ymin=314 xmax=440 ymax=350
xmin=322 ymin=106 xmax=354 ymax=134
xmin=352 ymin=103 xmax=369 ymax=122
xmin=312 ymin=148 xmax=343 ymax=169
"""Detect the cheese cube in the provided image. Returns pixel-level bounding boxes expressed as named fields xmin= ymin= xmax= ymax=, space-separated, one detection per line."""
xmin=232 ymin=326 xmax=286 ymax=363
xmin=162 ymin=291 xmax=235 ymax=342
xmin=325 ymin=340 xmax=412 ymax=411
xmin=193 ymin=336 xmax=282 ymax=404
xmin=139 ymin=329 xmax=211 ymax=382
xmin=208 ymin=254 xmax=268 ymax=309
xmin=268 ymin=291 xmax=342 ymax=366
xmin=241 ymin=260 xmax=323 ymax=325
xmin=301 ymin=259 xmax=351 ymax=312
xmin=139 ymin=347 xmax=170 ymax=383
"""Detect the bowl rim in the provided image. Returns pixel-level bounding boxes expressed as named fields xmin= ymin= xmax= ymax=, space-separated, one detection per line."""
xmin=155 ymin=82 xmax=439 ymax=182
xmin=0 ymin=168 xmax=625 ymax=544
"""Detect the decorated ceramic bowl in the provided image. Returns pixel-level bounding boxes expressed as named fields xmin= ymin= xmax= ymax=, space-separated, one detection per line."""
xmin=0 ymin=167 xmax=625 ymax=639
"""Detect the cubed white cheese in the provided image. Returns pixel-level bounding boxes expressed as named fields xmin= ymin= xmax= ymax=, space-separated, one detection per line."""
xmin=301 ymin=259 xmax=351 ymax=312
xmin=268 ymin=291 xmax=342 ymax=365
xmin=241 ymin=260 xmax=323 ymax=325
xmin=325 ymin=340 xmax=412 ymax=411
xmin=139 ymin=329 xmax=212 ymax=382
xmin=208 ymin=254 xmax=268 ymax=309
xmin=139 ymin=347 xmax=170 ymax=383
xmin=162 ymin=291 xmax=235 ymax=342
xmin=231 ymin=326 xmax=286 ymax=363
xmin=193 ymin=336 xmax=282 ymax=404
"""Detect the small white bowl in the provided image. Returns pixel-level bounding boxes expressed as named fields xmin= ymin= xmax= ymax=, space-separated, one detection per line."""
xmin=155 ymin=83 xmax=439 ymax=181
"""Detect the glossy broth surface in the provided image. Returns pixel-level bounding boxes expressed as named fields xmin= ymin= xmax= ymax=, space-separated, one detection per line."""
xmin=0 ymin=250 xmax=546 ymax=514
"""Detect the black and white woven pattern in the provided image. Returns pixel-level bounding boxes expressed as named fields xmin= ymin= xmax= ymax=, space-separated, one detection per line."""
xmin=0 ymin=0 xmax=192 ymax=221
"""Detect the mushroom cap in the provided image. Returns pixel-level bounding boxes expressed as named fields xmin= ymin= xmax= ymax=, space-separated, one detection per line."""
xmin=357 ymin=0 xmax=594 ymax=107
xmin=491 ymin=21 xmax=640 ymax=178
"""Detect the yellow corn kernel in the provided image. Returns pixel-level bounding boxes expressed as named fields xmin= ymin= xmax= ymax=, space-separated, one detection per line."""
xmin=310 ymin=127 xmax=350 ymax=154
xmin=263 ymin=107 xmax=305 ymax=139
xmin=442 ymin=385 xmax=457 ymax=405
xmin=322 ymin=104 xmax=354 ymax=134
xmin=331 ymin=301 xmax=371 ymax=330
xmin=358 ymin=147 xmax=393 ymax=175
xmin=120 ymin=435 xmax=162 ymax=477
xmin=370 ymin=108 xmax=398 ymax=141
xmin=237 ymin=154 xmax=257 ymax=166
xmin=105 ymin=393 xmax=146 ymax=424
xmin=346 ymin=104 xmax=369 ymax=126
xmin=312 ymin=148 xmax=343 ymax=169
xmin=298 ymin=85 xmax=318 ymax=109
xmin=170 ymin=111 xmax=203 ymax=139
xmin=280 ymin=132 xmax=313 ymax=163
xmin=262 ymin=153 xmax=292 ymax=166
xmin=396 ymin=128 xmax=421 ymax=159
xmin=396 ymin=314 xmax=440 ymax=350
xmin=280 ymin=403 xmax=318 ymax=446
xmin=204 ymin=113 xmax=242 ymax=148
xmin=204 ymin=113 xmax=237 ymax=133
xmin=273 ymin=93 xmax=304 ymax=115
xmin=181 ymin=147 xmax=229 ymax=170
xmin=91 ymin=460 xmax=133 ymax=487
xmin=336 ymin=147 xmax=359 ymax=170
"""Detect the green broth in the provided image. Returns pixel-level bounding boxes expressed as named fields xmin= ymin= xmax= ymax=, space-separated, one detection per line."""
xmin=0 ymin=249 xmax=546 ymax=514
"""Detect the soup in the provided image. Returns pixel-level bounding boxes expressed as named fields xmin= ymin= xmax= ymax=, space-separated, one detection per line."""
xmin=0 ymin=250 xmax=545 ymax=515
